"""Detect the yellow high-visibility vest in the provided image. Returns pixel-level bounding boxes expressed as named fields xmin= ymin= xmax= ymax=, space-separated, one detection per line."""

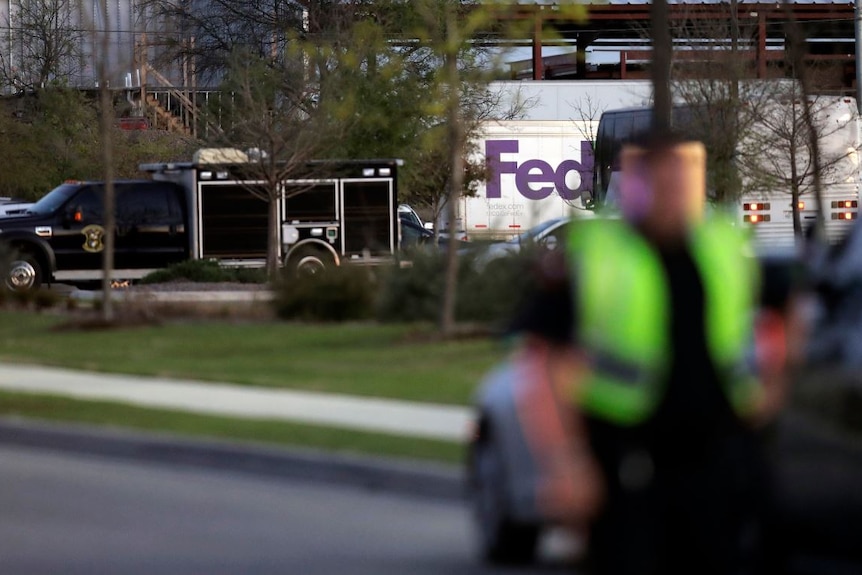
xmin=568 ymin=218 xmax=762 ymax=426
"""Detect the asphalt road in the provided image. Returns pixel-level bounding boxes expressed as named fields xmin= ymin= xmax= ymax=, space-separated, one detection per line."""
xmin=0 ymin=446 xmax=574 ymax=575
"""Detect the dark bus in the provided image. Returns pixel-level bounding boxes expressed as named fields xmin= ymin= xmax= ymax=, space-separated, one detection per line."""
xmin=591 ymin=106 xmax=701 ymax=206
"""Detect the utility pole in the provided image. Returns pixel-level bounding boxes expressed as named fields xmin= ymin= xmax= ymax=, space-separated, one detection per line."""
xmin=96 ymin=0 xmax=115 ymax=321
xmin=856 ymin=0 xmax=862 ymax=114
xmin=651 ymin=0 xmax=672 ymax=132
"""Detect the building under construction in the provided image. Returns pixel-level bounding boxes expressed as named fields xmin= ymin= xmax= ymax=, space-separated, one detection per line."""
xmin=0 ymin=0 xmax=857 ymax=133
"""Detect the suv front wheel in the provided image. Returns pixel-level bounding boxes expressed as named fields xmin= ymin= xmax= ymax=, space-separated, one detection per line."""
xmin=6 ymin=253 xmax=43 ymax=292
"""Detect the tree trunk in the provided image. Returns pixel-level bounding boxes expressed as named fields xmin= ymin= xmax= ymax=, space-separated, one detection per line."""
xmin=783 ymin=1 xmax=825 ymax=240
xmin=96 ymin=0 xmax=115 ymax=322
xmin=267 ymin=193 xmax=281 ymax=282
xmin=440 ymin=7 xmax=463 ymax=336
xmin=789 ymin=143 xmax=802 ymax=237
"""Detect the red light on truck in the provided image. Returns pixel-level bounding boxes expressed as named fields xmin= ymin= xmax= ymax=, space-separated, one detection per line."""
xmin=832 ymin=212 xmax=858 ymax=220
xmin=797 ymin=201 xmax=805 ymax=210
xmin=831 ymin=200 xmax=859 ymax=209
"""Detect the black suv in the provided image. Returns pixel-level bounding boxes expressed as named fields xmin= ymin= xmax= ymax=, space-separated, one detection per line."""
xmin=0 ymin=180 xmax=189 ymax=291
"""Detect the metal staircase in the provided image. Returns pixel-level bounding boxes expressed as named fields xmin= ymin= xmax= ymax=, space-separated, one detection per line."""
xmin=141 ymin=64 xmax=224 ymax=138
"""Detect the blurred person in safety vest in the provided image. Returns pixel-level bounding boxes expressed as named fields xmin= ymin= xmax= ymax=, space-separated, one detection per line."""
xmin=512 ymin=132 xmax=797 ymax=575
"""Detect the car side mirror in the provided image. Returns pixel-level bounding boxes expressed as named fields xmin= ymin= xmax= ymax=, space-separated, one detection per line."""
xmin=580 ymin=190 xmax=595 ymax=210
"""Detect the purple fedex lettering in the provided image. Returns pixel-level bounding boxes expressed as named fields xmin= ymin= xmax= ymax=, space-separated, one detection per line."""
xmin=485 ymin=139 xmax=595 ymax=201
xmin=485 ymin=140 xmax=519 ymax=199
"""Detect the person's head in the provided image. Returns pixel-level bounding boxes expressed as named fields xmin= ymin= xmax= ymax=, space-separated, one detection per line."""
xmin=618 ymin=132 xmax=707 ymax=243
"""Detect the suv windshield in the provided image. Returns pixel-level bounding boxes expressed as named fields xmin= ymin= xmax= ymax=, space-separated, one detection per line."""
xmin=26 ymin=183 xmax=81 ymax=215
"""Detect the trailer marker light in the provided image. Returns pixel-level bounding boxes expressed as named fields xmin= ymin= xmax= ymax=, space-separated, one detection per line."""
xmin=362 ymin=168 xmax=375 ymax=177
xmin=797 ymin=201 xmax=805 ymax=210
xmin=216 ymin=171 xmax=229 ymax=180
xmin=311 ymin=228 xmax=323 ymax=237
xmin=744 ymin=214 xmax=771 ymax=223
xmin=200 ymin=171 xmax=213 ymax=180
xmin=378 ymin=168 xmax=391 ymax=177
xmin=743 ymin=202 xmax=770 ymax=211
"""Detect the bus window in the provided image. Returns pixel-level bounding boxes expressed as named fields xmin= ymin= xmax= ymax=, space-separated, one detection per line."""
xmin=633 ymin=111 xmax=651 ymax=138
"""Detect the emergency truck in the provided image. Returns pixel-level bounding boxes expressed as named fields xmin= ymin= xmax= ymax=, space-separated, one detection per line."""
xmin=0 ymin=149 xmax=401 ymax=291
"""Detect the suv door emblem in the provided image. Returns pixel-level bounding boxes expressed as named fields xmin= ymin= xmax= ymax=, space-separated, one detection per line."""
xmin=81 ymin=225 xmax=106 ymax=253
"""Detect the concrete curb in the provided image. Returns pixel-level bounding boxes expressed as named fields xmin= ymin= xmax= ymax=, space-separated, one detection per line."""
xmin=70 ymin=290 xmax=275 ymax=303
xmin=0 ymin=418 xmax=466 ymax=502
xmin=0 ymin=364 xmax=473 ymax=441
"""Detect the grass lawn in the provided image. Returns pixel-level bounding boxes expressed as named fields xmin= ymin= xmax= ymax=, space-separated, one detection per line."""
xmin=0 ymin=391 xmax=465 ymax=464
xmin=0 ymin=310 xmax=508 ymax=405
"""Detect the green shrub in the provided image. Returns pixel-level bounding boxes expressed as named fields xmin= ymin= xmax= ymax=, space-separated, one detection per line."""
xmin=141 ymin=259 xmax=266 ymax=284
xmin=376 ymin=246 xmax=539 ymax=327
xmin=375 ymin=249 xmax=446 ymax=323
xmin=273 ymin=264 xmax=376 ymax=322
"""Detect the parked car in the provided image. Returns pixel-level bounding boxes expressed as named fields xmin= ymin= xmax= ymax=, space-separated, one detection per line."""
xmin=398 ymin=204 xmax=431 ymax=231
xmin=474 ymin=217 xmax=572 ymax=269
xmin=399 ymin=216 xmax=435 ymax=248
xmin=0 ymin=197 xmax=33 ymax=217
xmin=469 ymin=357 xmax=547 ymax=564
xmin=400 ymin=203 xmax=471 ymax=243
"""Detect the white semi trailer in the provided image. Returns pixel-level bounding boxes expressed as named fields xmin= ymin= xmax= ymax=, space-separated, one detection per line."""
xmin=450 ymin=81 xmax=860 ymax=248
xmin=448 ymin=81 xmax=653 ymax=240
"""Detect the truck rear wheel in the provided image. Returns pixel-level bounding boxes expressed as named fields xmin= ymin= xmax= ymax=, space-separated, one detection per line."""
xmin=6 ymin=253 xmax=43 ymax=293
xmin=288 ymin=247 xmax=334 ymax=277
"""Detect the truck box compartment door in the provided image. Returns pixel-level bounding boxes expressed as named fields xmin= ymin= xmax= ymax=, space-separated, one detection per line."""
xmin=340 ymin=179 xmax=395 ymax=258
xmin=199 ymin=181 xmax=269 ymax=259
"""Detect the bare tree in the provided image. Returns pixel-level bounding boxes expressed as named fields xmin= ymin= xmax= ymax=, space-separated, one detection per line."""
xmin=136 ymin=0 xmax=295 ymax=83
xmin=566 ymin=94 xmax=605 ymax=208
xmin=0 ymin=0 xmax=84 ymax=92
xmin=664 ymin=3 xmax=770 ymax=204
xmin=208 ymin=48 xmax=337 ymax=281
xmin=740 ymin=86 xmax=860 ymax=238
xmin=780 ymin=0 xmax=829 ymax=240
xmin=406 ymin=84 xmax=532 ymax=235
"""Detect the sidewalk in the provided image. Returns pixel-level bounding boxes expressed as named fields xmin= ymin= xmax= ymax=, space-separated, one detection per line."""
xmin=0 ymin=364 xmax=472 ymax=442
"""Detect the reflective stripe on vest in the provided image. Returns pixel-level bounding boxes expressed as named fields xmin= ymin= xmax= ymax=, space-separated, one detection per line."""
xmin=568 ymin=218 xmax=762 ymax=426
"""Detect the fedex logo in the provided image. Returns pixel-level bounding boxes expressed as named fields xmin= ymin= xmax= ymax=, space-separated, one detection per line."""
xmin=485 ymin=139 xmax=594 ymax=201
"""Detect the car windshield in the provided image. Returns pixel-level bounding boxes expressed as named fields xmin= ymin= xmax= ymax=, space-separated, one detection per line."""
xmin=398 ymin=206 xmax=423 ymax=228
xmin=506 ymin=218 xmax=566 ymax=244
xmin=26 ymin=183 xmax=80 ymax=215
